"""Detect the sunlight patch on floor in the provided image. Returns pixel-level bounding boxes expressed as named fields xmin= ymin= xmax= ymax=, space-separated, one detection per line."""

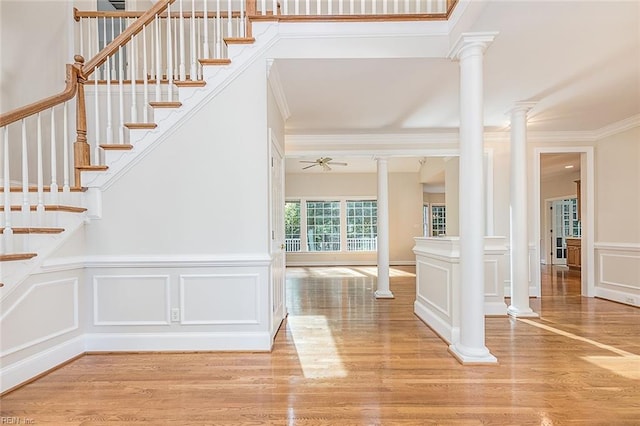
xmin=287 ymin=315 xmax=347 ymax=379
xmin=351 ymin=267 xmax=416 ymax=278
xmin=518 ymin=318 xmax=639 ymax=380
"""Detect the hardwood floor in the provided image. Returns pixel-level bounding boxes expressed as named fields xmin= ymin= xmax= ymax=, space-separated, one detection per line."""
xmin=1 ymin=265 xmax=639 ymax=425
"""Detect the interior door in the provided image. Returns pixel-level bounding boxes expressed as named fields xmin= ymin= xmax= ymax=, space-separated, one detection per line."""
xmin=270 ymin=131 xmax=286 ymax=339
xmin=551 ymin=200 xmax=572 ymax=265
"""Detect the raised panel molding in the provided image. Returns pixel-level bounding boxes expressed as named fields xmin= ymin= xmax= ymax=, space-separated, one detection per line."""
xmin=180 ymin=274 xmax=260 ymax=325
xmin=0 ymin=279 xmax=79 ymax=357
xmin=598 ymin=253 xmax=640 ymax=291
xmin=484 ymin=259 xmax=499 ymax=296
xmin=416 ymin=261 xmax=451 ymax=317
xmin=93 ymin=275 xmax=171 ymax=325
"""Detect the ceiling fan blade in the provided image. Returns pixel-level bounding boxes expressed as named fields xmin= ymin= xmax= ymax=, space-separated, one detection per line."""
xmin=302 ymin=164 xmax=318 ymax=170
xmin=300 ymin=161 xmax=318 ymax=164
xmin=321 ymin=157 xmax=332 ymax=163
xmin=322 ymin=164 xmax=331 ymax=171
xmin=329 ymin=162 xmax=348 ymax=166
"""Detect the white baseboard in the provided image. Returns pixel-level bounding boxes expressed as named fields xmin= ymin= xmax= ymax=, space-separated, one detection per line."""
xmin=84 ymin=331 xmax=273 ymax=352
xmin=414 ymin=300 xmax=457 ymax=345
xmin=0 ymin=335 xmax=85 ymax=394
xmin=595 ymin=287 xmax=639 ymax=308
xmin=485 ymin=301 xmax=508 ymax=316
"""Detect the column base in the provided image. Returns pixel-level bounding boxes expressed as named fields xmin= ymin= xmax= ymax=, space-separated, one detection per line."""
xmin=374 ymin=290 xmax=395 ymax=299
xmin=448 ymin=343 xmax=498 ymax=365
xmin=507 ymin=305 xmax=539 ymax=318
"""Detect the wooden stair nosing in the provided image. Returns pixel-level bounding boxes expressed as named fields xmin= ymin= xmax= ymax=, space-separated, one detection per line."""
xmin=1 ymin=227 xmax=65 ymax=234
xmin=0 ymin=205 xmax=87 ymax=213
xmin=149 ymin=101 xmax=182 ymax=108
xmin=173 ymin=80 xmax=207 ymax=88
xmin=0 ymin=253 xmax=37 ymax=262
xmin=100 ymin=144 xmax=134 ymax=150
xmin=0 ymin=186 xmax=85 ymax=193
xmin=124 ymin=123 xmax=158 ymax=129
xmin=198 ymin=58 xmax=232 ymax=66
xmin=224 ymin=37 xmax=256 ymax=45
xmin=76 ymin=165 xmax=109 ymax=172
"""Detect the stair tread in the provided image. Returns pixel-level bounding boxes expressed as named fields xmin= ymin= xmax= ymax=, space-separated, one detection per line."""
xmin=0 ymin=205 xmax=87 ymax=213
xmin=199 ymin=58 xmax=232 ymax=65
xmin=0 ymin=253 xmax=37 ymax=262
xmin=100 ymin=144 xmax=134 ymax=150
xmin=224 ymin=37 xmax=256 ymax=44
xmin=77 ymin=165 xmax=109 ymax=171
xmin=0 ymin=186 xmax=85 ymax=193
xmin=149 ymin=101 xmax=182 ymax=108
xmin=1 ymin=227 xmax=65 ymax=234
xmin=174 ymin=80 xmax=206 ymax=87
xmin=124 ymin=123 xmax=157 ymax=129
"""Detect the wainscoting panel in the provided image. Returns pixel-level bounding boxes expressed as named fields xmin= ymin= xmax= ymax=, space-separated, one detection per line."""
xmin=416 ymin=261 xmax=451 ymax=317
xmin=180 ymin=274 xmax=260 ymax=325
xmin=595 ymin=243 xmax=640 ymax=307
xmin=93 ymin=275 xmax=171 ymax=325
xmin=0 ymin=278 xmax=78 ymax=357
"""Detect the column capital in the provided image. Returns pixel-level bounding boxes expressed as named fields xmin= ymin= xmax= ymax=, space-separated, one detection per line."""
xmin=448 ymin=31 xmax=499 ymax=60
xmin=506 ymin=101 xmax=537 ymax=117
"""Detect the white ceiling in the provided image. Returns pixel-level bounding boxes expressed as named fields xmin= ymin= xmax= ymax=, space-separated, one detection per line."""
xmin=280 ymin=1 xmax=639 ymax=175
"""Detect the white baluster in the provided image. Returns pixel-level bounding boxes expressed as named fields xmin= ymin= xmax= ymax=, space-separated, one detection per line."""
xmin=404 ymin=0 xmax=409 ymax=13
xmin=110 ymin=17 xmax=117 ymax=78
xmin=79 ymin=17 xmax=85 ymax=60
xmin=328 ymin=0 xmax=332 ymax=15
xmin=36 ymin=113 xmax=44 ymax=223
xmin=155 ymin=14 xmax=162 ymax=101
xmin=92 ymin=66 xmax=99 ymax=158
xmin=372 ymin=0 xmax=377 ymax=14
xmin=102 ymin=17 xmax=107 ymax=79
xmin=62 ymin=102 xmax=70 ymax=193
xmin=272 ymin=0 xmax=277 ymax=16
xmin=21 ymin=120 xmax=30 ymax=227
xmin=305 ymin=0 xmax=310 ymax=15
xmin=339 ymin=0 xmax=343 ymax=15
xmin=143 ymin=24 xmax=150 ymax=122
xmin=261 ymin=0 xmax=266 ymax=15
xmin=227 ymin=0 xmax=232 ymax=38
xmin=167 ymin=3 xmax=174 ymax=102
xmin=2 ymin=127 xmax=13 ymax=253
xmin=283 ymin=0 xmax=288 ymax=15
xmin=190 ymin=0 xmax=197 ymax=80
xmin=295 ymin=0 xmax=299 ymax=16
xmin=196 ymin=16 xmax=202 ymax=79
xmin=118 ymin=45 xmax=125 ymax=144
xmin=415 ymin=0 xmax=421 ymax=13
xmin=240 ymin=0 xmax=245 ymax=37
xmin=50 ymin=108 xmax=58 ymax=205
xmin=203 ymin=1 xmax=209 ymax=59
xmin=179 ymin=0 xmax=186 ymax=80
xmin=393 ymin=0 xmax=398 ymax=13
xmin=350 ymin=0 xmax=355 ymax=15
xmin=316 ymin=0 xmax=321 ymax=15
xmin=106 ymin=55 xmax=113 ymax=144
xmin=360 ymin=0 xmax=365 ymax=14
xmin=130 ymin=36 xmax=138 ymax=122
xmin=383 ymin=0 xmax=387 ymax=14
xmin=215 ymin=0 xmax=221 ymax=58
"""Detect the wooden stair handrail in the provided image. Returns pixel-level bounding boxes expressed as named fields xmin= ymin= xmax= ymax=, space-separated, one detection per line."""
xmin=82 ymin=0 xmax=175 ymax=77
xmin=0 ymin=61 xmax=82 ymax=128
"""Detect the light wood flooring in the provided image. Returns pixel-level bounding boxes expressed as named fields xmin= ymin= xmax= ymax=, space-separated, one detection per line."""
xmin=1 ymin=265 xmax=639 ymax=425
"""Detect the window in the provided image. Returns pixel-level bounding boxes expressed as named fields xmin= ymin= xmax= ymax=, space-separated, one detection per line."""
xmin=431 ymin=205 xmax=446 ymax=236
xmin=285 ymin=201 xmax=301 ymax=252
xmin=346 ymin=200 xmax=377 ymax=251
xmin=306 ymin=201 xmax=341 ymax=251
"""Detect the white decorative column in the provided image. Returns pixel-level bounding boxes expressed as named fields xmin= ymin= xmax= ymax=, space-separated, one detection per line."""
xmin=507 ymin=102 xmax=539 ymax=317
xmin=375 ymin=157 xmax=394 ymax=299
xmin=448 ymin=32 xmax=498 ymax=364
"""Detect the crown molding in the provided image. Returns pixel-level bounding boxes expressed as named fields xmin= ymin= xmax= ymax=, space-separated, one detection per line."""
xmin=595 ymin=114 xmax=640 ymax=140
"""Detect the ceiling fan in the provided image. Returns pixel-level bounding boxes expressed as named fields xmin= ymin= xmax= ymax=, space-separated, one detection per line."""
xmin=300 ymin=157 xmax=348 ymax=171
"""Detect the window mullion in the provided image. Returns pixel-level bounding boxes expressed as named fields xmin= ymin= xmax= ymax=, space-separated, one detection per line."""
xmin=340 ymin=200 xmax=347 ymax=252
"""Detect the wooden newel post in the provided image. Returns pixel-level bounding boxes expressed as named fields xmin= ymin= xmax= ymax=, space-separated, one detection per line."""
xmin=73 ymin=55 xmax=90 ymax=187
xmin=245 ymin=0 xmax=256 ymax=38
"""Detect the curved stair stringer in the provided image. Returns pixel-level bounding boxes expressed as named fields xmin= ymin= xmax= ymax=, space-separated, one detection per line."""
xmin=80 ymin=22 xmax=280 ymax=192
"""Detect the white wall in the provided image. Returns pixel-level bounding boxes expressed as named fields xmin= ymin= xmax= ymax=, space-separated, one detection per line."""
xmin=0 ymin=1 xmax=74 ymax=111
xmin=594 ymin=126 xmax=640 ymax=306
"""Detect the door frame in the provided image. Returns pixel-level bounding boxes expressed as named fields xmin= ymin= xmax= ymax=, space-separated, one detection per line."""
xmin=534 ymin=147 xmax=594 ymax=297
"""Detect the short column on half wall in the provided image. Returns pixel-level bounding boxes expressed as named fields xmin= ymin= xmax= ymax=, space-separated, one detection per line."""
xmin=448 ymin=31 xmax=498 ymax=364
xmin=507 ymin=102 xmax=539 ymax=318
xmin=375 ymin=157 xmax=394 ymax=299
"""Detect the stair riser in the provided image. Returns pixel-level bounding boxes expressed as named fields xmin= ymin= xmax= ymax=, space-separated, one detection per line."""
xmin=4 ymin=192 xmax=85 ymax=207
xmin=1 ymin=211 xmax=84 ymax=228
xmin=1 ymin=233 xmax=61 ymax=255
